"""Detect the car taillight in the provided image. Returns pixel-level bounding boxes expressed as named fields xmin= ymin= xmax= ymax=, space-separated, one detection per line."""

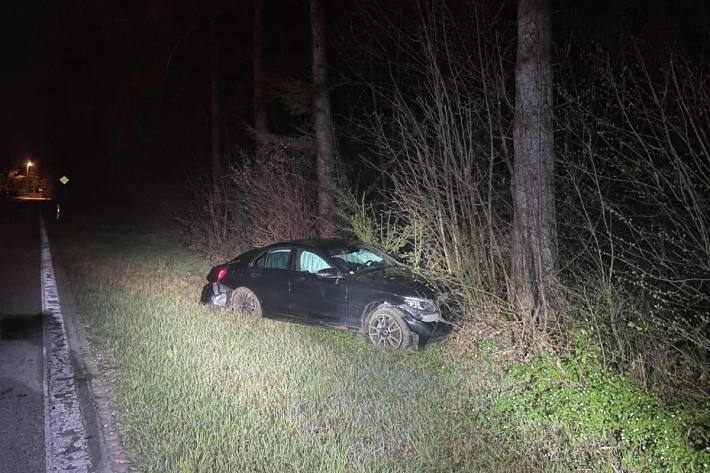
xmin=208 ymin=266 xmax=228 ymax=283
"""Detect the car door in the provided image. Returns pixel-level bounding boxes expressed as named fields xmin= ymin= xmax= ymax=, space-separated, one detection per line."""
xmin=246 ymin=247 xmax=293 ymax=316
xmin=289 ymin=248 xmax=347 ymax=325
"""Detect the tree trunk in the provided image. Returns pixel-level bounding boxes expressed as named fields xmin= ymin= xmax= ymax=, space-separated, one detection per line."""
xmin=511 ymin=0 xmax=557 ymax=327
xmin=210 ymin=17 xmax=222 ymax=199
xmin=310 ymin=0 xmax=337 ymax=237
xmin=253 ymin=0 xmax=268 ymax=160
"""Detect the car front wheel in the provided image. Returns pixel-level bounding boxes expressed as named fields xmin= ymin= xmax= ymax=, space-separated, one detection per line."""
xmin=230 ymin=287 xmax=263 ymax=320
xmin=365 ymin=306 xmax=412 ymax=350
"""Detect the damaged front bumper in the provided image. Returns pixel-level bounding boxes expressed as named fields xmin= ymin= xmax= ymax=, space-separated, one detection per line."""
xmin=400 ymin=313 xmax=454 ymax=348
xmin=396 ymin=299 xmax=457 ymax=348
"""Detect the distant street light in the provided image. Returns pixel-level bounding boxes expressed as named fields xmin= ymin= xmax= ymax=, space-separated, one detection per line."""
xmin=26 ymin=160 xmax=33 ymax=192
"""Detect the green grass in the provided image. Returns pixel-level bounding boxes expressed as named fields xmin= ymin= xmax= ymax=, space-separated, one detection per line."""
xmin=54 ymin=225 xmax=508 ymax=472
xmin=52 ymin=219 xmax=709 ymax=472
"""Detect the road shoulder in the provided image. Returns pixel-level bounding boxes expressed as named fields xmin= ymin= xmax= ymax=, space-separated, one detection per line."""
xmin=45 ymin=212 xmax=131 ymax=473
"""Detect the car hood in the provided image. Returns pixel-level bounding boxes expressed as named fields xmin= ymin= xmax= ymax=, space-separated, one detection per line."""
xmin=355 ymin=265 xmax=437 ymax=299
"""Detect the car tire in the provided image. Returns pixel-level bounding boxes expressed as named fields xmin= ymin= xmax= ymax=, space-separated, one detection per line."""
xmin=230 ymin=287 xmax=263 ymax=320
xmin=365 ymin=306 xmax=412 ymax=350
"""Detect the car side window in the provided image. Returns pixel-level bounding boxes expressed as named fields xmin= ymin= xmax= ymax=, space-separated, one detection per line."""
xmin=265 ymin=248 xmax=292 ymax=270
xmin=254 ymin=253 xmax=268 ymax=269
xmin=298 ymin=250 xmax=332 ymax=274
xmin=253 ymin=248 xmax=292 ymax=270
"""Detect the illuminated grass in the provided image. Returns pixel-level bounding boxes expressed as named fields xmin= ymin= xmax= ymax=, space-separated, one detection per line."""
xmin=55 ymin=227 xmax=523 ymax=472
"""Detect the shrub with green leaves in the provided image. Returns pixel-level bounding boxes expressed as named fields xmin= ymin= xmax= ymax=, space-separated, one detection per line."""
xmin=495 ymin=333 xmax=709 ymax=472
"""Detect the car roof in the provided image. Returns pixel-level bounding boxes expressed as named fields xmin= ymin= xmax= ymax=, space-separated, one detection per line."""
xmin=266 ymin=238 xmax=359 ymax=251
xmin=227 ymin=240 xmax=356 ymax=266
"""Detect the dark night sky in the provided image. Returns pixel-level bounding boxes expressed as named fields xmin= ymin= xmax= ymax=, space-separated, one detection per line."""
xmin=0 ymin=1 xmax=51 ymax=171
xmin=1 ymin=0 xmax=708 ymax=198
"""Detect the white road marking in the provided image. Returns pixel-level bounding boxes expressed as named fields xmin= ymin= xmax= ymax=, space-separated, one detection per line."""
xmin=40 ymin=214 xmax=92 ymax=473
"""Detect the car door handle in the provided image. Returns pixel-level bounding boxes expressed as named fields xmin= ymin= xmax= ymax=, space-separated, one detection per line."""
xmin=250 ymin=272 xmax=261 ymax=278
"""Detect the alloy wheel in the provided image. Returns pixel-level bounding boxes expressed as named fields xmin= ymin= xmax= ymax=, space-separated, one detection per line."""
xmin=368 ymin=313 xmax=404 ymax=348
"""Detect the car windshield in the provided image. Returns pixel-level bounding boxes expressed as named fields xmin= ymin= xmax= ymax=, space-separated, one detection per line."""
xmin=326 ymin=244 xmax=400 ymax=275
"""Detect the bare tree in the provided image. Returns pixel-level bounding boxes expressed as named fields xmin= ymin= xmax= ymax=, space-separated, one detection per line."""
xmin=209 ymin=17 xmax=222 ymax=200
xmin=511 ymin=0 xmax=558 ymax=333
xmin=339 ymin=1 xmax=513 ymax=323
xmin=253 ymin=0 xmax=268 ymax=160
xmin=310 ymin=0 xmax=337 ymax=237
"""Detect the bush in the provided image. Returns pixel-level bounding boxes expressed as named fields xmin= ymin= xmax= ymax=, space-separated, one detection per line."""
xmin=177 ymin=146 xmax=317 ymax=261
xmin=557 ymin=50 xmax=710 ymax=400
xmin=496 ymin=338 xmax=710 ymax=472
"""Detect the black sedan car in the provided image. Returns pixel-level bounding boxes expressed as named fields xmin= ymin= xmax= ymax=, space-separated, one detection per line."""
xmin=200 ymin=239 xmax=453 ymax=349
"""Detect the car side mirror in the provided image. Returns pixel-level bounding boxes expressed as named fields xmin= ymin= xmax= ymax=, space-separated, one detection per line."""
xmin=316 ymin=268 xmax=343 ymax=279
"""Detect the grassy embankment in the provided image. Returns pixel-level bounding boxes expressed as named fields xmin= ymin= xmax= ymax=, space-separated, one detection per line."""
xmin=52 ymin=216 xmax=708 ymax=472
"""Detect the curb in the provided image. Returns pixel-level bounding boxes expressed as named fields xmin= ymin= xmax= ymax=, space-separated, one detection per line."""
xmin=45 ymin=212 xmax=132 ymax=473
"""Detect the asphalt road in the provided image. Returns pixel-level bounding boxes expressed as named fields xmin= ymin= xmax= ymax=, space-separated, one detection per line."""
xmin=0 ymin=200 xmax=45 ymax=473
